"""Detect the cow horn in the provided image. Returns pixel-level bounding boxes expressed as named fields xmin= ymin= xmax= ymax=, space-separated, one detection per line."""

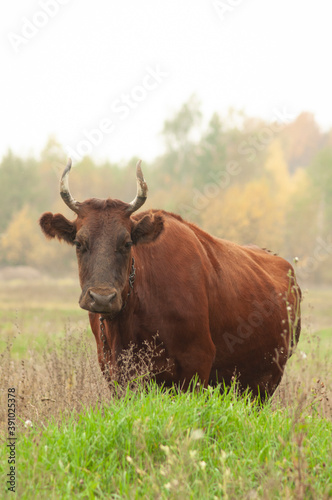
xmin=60 ymin=158 xmax=80 ymax=214
xmin=127 ymin=160 xmax=148 ymax=213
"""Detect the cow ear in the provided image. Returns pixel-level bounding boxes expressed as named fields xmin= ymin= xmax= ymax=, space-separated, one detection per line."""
xmin=39 ymin=212 xmax=76 ymax=245
xmin=131 ymin=212 xmax=164 ymax=245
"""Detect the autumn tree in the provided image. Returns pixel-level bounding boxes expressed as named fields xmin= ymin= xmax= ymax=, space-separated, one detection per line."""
xmin=162 ymin=94 xmax=202 ymax=152
xmin=0 ymin=205 xmax=75 ymax=273
xmin=194 ymin=113 xmax=227 ymax=187
xmin=201 ymin=179 xmax=285 ymax=251
xmin=282 ymin=112 xmax=323 ymax=171
xmin=159 ymin=95 xmax=202 ymax=186
xmin=0 ymin=151 xmax=39 ymax=232
xmin=307 ymin=147 xmax=332 ymax=232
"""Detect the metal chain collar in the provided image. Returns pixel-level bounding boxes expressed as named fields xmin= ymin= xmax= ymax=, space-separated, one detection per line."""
xmin=125 ymin=257 xmax=136 ymax=308
xmin=99 ymin=257 xmax=136 ymax=361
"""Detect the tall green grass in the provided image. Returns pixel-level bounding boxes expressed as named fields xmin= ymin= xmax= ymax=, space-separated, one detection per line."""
xmin=5 ymin=383 xmax=331 ymax=499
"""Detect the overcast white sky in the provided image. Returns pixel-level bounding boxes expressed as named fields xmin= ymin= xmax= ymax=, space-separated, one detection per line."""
xmin=1 ymin=1 xmax=331 ymax=163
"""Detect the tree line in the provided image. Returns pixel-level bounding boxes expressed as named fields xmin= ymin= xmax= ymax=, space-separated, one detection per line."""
xmin=1 ymin=96 xmax=331 ymax=284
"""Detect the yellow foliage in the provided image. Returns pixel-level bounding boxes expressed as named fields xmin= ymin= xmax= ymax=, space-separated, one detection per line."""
xmin=147 ymin=185 xmax=195 ymax=216
xmin=202 ymin=180 xmax=285 ymax=250
xmin=289 ymin=167 xmax=310 ymax=194
xmin=0 ymin=206 xmax=71 ymax=270
xmin=264 ymin=139 xmax=291 ymax=204
xmin=1 ymin=206 xmax=37 ymax=264
xmin=201 ymin=140 xmax=293 ymax=251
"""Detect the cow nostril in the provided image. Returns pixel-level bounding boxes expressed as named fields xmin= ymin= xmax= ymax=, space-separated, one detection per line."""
xmin=88 ymin=290 xmax=117 ymax=306
xmin=89 ymin=290 xmax=98 ymax=303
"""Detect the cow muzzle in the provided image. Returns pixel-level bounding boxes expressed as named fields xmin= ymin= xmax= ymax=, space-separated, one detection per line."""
xmin=79 ymin=287 xmax=121 ymax=315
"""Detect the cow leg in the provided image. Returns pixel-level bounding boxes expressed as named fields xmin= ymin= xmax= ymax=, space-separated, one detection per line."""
xmin=176 ymin=337 xmax=216 ymax=390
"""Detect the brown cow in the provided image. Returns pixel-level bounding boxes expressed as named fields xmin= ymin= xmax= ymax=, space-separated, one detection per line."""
xmin=40 ymin=159 xmax=301 ymax=398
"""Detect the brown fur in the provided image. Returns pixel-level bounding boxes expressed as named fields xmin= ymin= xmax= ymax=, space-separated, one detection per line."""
xmin=40 ymin=200 xmax=301 ymax=398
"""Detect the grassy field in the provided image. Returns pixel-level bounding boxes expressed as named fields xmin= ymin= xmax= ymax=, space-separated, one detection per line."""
xmin=0 ymin=279 xmax=86 ymax=358
xmin=0 ymin=279 xmax=331 ymax=499
xmin=3 ymin=384 xmax=332 ymax=499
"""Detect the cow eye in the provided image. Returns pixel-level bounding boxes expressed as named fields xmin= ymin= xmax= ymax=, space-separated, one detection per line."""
xmin=74 ymin=240 xmax=82 ymax=249
xmin=124 ymin=241 xmax=133 ymax=249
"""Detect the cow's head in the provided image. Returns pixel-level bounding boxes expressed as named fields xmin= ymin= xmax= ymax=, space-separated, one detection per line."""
xmin=40 ymin=159 xmax=164 ymax=317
